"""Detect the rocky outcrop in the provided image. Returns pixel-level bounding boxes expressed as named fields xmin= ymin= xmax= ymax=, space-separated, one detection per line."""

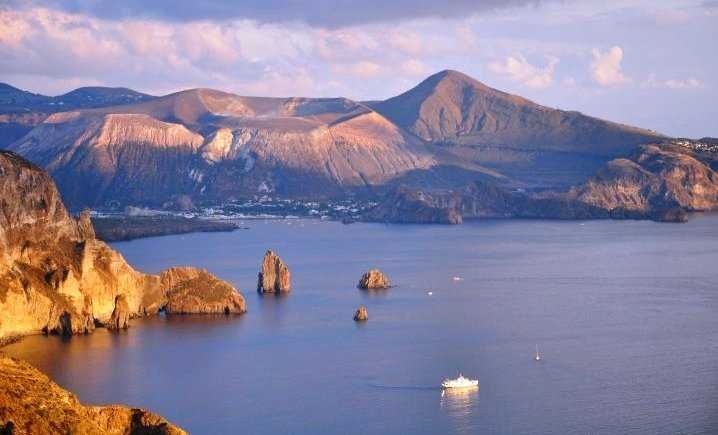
xmin=366 ymin=144 xmax=718 ymax=224
xmin=257 ymin=250 xmax=291 ymax=293
xmin=161 ymin=267 xmax=246 ymax=314
xmin=0 ymin=151 xmax=246 ymax=341
xmin=0 ymin=356 xmax=185 ymax=435
xmin=353 ymin=305 xmax=368 ymax=321
xmin=569 ymin=144 xmax=718 ymax=215
xmin=364 ymin=186 xmax=462 ymax=224
xmin=107 ymin=294 xmax=130 ymax=330
xmin=77 ymin=210 xmax=96 ymax=240
xmin=358 ymin=269 xmax=390 ymax=290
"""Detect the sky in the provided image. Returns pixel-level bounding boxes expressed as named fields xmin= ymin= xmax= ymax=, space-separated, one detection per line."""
xmin=0 ymin=0 xmax=716 ymax=137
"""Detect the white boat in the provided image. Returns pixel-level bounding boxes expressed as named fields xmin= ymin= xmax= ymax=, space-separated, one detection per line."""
xmin=534 ymin=344 xmax=542 ymax=361
xmin=441 ymin=373 xmax=479 ymax=389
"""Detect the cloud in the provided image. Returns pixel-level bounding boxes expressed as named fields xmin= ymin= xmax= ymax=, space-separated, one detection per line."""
xmin=11 ymin=0 xmax=544 ymax=28
xmin=643 ymin=75 xmax=703 ymax=89
xmin=488 ymin=54 xmax=559 ymax=89
xmin=400 ymin=59 xmax=430 ymax=76
xmin=590 ymin=46 xmax=629 ymax=86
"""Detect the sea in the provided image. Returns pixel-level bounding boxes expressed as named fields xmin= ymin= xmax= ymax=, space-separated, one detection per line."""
xmin=5 ymin=216 xmax=718 ymax=434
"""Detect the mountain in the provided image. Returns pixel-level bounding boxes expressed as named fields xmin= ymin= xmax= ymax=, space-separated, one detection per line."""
xmin=0 ymin=83 xmax=155 ymax=148
xmin=372 ymin=70 xmax=659 ymax=152
xmin=371 ymin=70 xmax=663 ymax=186
xmin=8 ymin=89 xmax=436 ymax=208
xmin=0 ymin=83 xmax=154 ymax=113
xmin=2 ymin=70 xmax=675 ymax=210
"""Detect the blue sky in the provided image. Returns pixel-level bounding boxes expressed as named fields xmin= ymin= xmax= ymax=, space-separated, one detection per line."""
xmin=1 ymin=0 xmax=716 ymax=137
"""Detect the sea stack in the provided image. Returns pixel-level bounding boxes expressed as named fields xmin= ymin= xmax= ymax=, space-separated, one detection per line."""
xmin=257 ymin=250 xmax=291 ymax=293
xmin=106 ymin=294 xmax=130 ymax=330
xmin=353 ymin=305 xmax=369 ymax=321
xmin=358 ymin=269 xmax=390 ymax=289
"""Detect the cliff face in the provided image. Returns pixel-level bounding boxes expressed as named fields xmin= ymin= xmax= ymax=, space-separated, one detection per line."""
xmin=366 ymin=144 xmax=718 ymax=224
xmin=0 ymin=356 xmax=186 ymax=435
xmin=570 ymin=144 xmax=718 ymax=213
xmin=0 ymin=150 xmax=245 ymax=341
xmin=364 ymin=187 xmax=462 ymax=224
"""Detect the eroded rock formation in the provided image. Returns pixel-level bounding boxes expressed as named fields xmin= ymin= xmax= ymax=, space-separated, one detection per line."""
xmin=353 ymin=305 xmax=368 ymax=321
xmin=358 ymin=269 xmax=390 ymax=290
xmin=257 ymin=250 xmax=291 ymax=293
xmin=0 ymin=356 xmax=186 ymax=435
xmin=0 ymin=151 xmax=246 ymax=341
xmin=107 ymin=294 xmax=130 ymax=330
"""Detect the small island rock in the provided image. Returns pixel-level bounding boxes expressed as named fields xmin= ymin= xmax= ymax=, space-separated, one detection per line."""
xmin=358 ymin=269 xmax=390 ymax=289
xmin=257 ymin=250 xmax=291 ymax=293
xmin=161 ymin=267 xmax=246 ymax=314
xmin=353 ymin=305 xmax=369 ymax=321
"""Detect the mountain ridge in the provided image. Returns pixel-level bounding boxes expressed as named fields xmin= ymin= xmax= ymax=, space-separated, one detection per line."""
xmin=1 ymin=69 xmax=684 ymax=211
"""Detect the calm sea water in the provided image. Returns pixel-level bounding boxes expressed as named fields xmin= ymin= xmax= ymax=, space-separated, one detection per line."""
xmin=6 ymin=216 xmax=718 ymax=434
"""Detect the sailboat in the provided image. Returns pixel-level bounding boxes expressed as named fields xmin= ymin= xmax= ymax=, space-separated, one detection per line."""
xmin=534 ymin=344 xmax=542 ymax=361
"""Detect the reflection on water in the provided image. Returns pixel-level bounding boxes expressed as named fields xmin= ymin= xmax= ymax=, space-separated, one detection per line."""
xmin=441 ymin=387 xmax=480 ymax=434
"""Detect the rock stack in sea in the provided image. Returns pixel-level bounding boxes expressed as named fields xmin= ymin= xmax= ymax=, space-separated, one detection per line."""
xmin=353 ymin=305 xmax=368 ymax=321
xmin=358 ymin=269 xmax=390 ymax=289
xmin=257 ymin=250 xmax=291 ymax=293
xmin=107 ymin=294 xmax=130 ymax=330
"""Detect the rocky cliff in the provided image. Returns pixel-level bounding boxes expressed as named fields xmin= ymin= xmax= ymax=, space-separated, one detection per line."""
xmin=0 ymin=150 xmax=245 ymax=341
xmin=569 ymin=144 xmax=718 ymax=215
xmin=0 ymin=356 xmax=185 ymax=435
xmin=366 ymin=143 xmax=718 ymax=224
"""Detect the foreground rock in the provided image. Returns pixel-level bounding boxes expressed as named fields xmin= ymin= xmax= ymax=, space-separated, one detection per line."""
xmin=0 ymin=151 xmax=245 ymax=341
xmin=257 ymin=250 xmax=291 ymax=293
xmin=161 ymin=267 xmax=246 ymax=314
xmin=358 ymin=269 xmax=390 ymax=289
xmin=0 ymin=356 xmax=185 ymax=435
xmin=353 ymin=305 xmax=369 ymax=321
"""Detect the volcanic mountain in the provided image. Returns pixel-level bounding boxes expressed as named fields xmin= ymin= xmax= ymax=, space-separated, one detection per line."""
xmin=3 ymin=70 xmax=668 ymax=209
